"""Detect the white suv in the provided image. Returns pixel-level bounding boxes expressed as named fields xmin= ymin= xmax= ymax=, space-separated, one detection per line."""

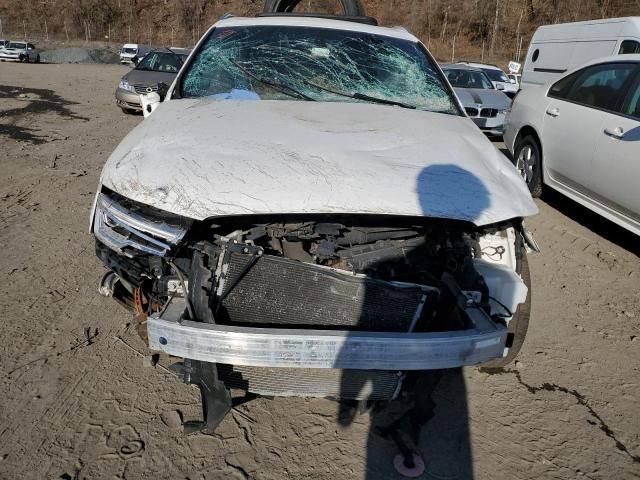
xmin=458 ymin=62 xmax=518 ymax=98
xmin=91 ymin=13 xmax=538 ymax=436
xmin=0 ymin=41 xmax=40 ymax=62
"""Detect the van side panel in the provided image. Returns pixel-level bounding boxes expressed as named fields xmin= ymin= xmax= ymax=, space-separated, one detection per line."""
xmin=521 ymin=17 xmax=640 ymax=88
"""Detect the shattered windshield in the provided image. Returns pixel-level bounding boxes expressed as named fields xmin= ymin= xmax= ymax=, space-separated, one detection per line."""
xmin=444 ymin=69 xmax=494 ymax=90
xmin=180 ymin=25 xmax=459 ymax=114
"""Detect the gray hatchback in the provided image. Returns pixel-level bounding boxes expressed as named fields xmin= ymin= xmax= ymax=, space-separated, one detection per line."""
xmin=115 ymin=48 xmax=190 ymax=113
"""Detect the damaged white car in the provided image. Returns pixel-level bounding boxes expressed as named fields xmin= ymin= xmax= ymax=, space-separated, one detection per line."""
xmin=91 ymin=13 xmax=538 ymax=439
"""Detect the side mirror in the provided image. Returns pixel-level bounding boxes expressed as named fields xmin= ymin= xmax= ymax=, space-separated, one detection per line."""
xmin=509 ymin=78 xmax=516 ymax=84
xmin=496 ymin=83 xmax=505 ymax=91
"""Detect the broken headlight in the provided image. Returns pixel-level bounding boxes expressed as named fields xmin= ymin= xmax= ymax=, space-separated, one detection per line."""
xmin=93 ymin=192 xmax=191 ymax=257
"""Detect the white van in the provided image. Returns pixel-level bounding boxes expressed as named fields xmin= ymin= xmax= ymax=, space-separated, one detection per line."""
xmin=521 ymin=17 xmax=640 ymax=88
xmin=120 ymin=44 xmax=153 ymax=64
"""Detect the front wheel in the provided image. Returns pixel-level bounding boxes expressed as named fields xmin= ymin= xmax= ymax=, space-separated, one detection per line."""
xmin=35 ymin=54 xmax=40 ymax=63
xmin=514 ymin=135 xmax=542 ymax=197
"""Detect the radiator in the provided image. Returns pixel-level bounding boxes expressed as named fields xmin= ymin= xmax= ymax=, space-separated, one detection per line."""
xmin=216 ymin=249 xmax=430 ymax=332
xmin=217 ymin=364 xmax=401 ymax=400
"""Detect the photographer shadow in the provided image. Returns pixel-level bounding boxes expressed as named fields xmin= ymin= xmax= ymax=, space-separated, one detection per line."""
xmin=337 ymin=164 xmax=492 ymax=479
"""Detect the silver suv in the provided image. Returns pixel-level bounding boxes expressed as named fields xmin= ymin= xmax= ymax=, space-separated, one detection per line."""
xmin=91 ymin=10 xmax=537 ymax=446
xmin=0 ymin=41 xmax=40 ymax=62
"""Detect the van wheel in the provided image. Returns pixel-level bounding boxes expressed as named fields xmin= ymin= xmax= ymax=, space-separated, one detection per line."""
xmin=36 ymin=54 xmax=40 ymax=63
xmin=262 ymin=0 xmax=366 ymax=15
xmin=480 ymin=255 xmax=532 ymax=369
xmin=120 ymin=107 xmax=135 ymax=115
xmin=514 ymin=135 xmax=542 ymax=197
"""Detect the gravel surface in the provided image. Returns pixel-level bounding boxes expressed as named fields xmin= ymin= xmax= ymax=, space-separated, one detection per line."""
xmin=0 ymin=63 xmax=638 ymax=480
xmin=40 ymin=47 xmax=121 ymax=64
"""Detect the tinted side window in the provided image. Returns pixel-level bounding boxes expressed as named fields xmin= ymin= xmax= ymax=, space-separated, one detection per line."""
xmin=619 ymin=40 xmax=640 ymax=54
xmin=548 ymin=71 xmax=580 ymax=99
xmin=562 ymin=63 xmax=635 ymax=110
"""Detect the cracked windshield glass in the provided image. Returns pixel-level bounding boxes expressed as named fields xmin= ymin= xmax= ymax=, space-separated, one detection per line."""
xmin=181 ymin=25 xmax=459 ymax=114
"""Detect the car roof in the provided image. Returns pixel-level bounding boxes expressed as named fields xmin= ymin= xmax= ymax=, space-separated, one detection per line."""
xmin=578 ymin=53 xmax=640 ymax=66
xmin=457 ymin=61 xmax=501 ymax=69
xmin=212 ymin=15 xmax=420 ymax=42
xmin=441 ymin=63 xmax=483 ymax=72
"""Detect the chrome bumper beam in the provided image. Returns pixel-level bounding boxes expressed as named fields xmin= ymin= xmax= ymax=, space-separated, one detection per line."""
xmin=148 ymin=301 xmax=507 ymax=370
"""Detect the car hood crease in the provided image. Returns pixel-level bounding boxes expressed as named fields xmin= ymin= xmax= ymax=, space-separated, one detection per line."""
xmin=100 ymin=99 xmax=537 ymax=226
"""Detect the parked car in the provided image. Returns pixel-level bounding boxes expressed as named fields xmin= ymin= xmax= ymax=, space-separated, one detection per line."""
xmin=504 ymin=55 xmax=640 ymax=235
xmin=0 ymin=41 xmax=39 ymax=62
xmin=508 ymin=73 xmax=521 ymax=88
xmin=442 ymin=63 xmax=512 ymax=136
xmin=521 ymin=17 xmax=640 ymax=89
xmin=92 ymin=13 xmax=538 ymax=437
xmin=119 ymin=43 xmax=153 ymax=64
xmin=457 ymin=61 xmax=519 ymax=98
xmin=115 ymin=48 xmax=191 ymax=113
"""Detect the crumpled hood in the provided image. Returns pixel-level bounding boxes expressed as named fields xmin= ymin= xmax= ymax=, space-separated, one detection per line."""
xmin=454 ymin=88 xmax=511 ymax=110
xmin=100 ymin=99 xmax=537 ymax=226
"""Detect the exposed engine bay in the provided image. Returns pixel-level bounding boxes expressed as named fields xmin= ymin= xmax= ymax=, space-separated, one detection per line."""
xmin=94 ymin=191 xmax=531 ymax=420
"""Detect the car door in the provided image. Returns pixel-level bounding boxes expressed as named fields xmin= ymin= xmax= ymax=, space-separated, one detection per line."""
xmin=541 ymin=62 xmax=637 ymax=196
xmin=591 ymin=66 xmax=640 ymax=223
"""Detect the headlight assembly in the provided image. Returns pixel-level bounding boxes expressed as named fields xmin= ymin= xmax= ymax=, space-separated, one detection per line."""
xmin=94 ymin=193 xmax=191 ymax=257
xmin=119 ymin=79 xmax=133 ymax=92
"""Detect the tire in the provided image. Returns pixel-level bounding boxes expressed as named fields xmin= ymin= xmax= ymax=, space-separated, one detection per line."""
xmin=262 ymin=0 xmax=366 ymax=15
xmin=120 ymin=107 xmax=135 ymax=114
xmin=480 ymin=254 xmax=532 ymax=369
xmin=513 ymin=134 xmax=543 ymax=197
xmin=35 ymin=54 xmax=40 ymax=63
xmin=20 ymin=54 xmax=27 ymax=63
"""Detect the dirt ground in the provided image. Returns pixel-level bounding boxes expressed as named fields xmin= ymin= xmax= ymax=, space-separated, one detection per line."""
xmin=0 ymin=63 xmax=638 ymax=480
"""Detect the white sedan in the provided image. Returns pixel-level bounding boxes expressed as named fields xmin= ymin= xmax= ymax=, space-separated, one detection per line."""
xmin=504 ymin=55 xmax=640 ymax=235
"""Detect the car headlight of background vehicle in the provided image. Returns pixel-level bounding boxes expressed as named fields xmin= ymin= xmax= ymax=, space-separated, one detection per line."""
xmin=119 ymin=79 xmax=134 ymax=92
xmin=94 ymin=192 xmax=191 ymax=257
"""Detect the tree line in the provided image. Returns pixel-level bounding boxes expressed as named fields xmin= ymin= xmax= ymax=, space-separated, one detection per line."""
xmin=0 ymin=0 xmax=638 ymax=65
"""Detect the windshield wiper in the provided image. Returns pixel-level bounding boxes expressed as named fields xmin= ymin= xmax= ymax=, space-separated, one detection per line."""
xmin=230 ymin=60 xmax=315 ymax=101
xmin=304 ymin=80 xmax=416 ymax=109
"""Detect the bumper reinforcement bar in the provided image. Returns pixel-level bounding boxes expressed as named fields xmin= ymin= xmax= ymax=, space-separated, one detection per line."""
xmin=148 ymin=303 xmax=508 ymax=370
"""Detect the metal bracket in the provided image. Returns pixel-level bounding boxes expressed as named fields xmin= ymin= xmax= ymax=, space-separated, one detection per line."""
xmin=181 ymin=359 xmax=232 ymax=434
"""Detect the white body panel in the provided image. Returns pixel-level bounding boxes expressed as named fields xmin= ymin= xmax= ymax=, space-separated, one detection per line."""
xmin=99 ymin=99 xmax=537 ymax=226
xmin=521 ymin=17 xmax=640 ymax=88
xmin=504 ymin=55 xmax=640 ymax=235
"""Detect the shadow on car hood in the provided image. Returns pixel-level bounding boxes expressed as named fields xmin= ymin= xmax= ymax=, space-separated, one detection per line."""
xmin=100 ymin=99 xmax=537 ymax=226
